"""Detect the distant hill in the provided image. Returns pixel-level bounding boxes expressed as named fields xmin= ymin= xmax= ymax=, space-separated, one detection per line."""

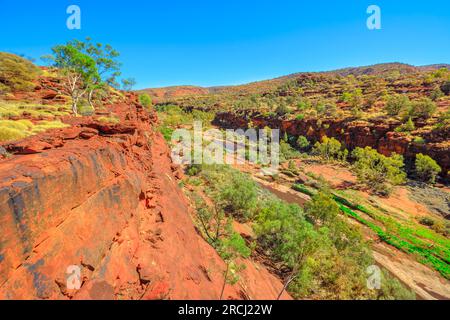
xmin=138 ymin=85 xmax=209 ymax=102
xmin=140 ymin=63 xmax=449 ymax=100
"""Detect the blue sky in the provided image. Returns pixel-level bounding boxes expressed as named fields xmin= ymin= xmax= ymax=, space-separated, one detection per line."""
xmin=0 ymin=0 xmax=449 ymax=89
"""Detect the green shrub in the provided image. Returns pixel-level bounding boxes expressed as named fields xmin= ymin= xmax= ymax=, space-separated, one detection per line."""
xmin=186 ymin=164 xmax=201 ymax=176
xmin=395 ymin=117 xmax=415 ymax=132
xmin=413 ymin=136 xmax=425 ymax=144
xmin=352 ymin=147 xmax=406 ymax=195
xmin=275 ymin=103 xmax=290 ymax=117
xmin=312 ymin=136 xmax=347 ymax=161
xmin=296 ymin=99 xmax=311 ymax=111
xmin=415 ymin=153 xmax=441 ymax=184
xmin=440 ymin=81 xmax=450 ymax=95
xmin=375 ymin=271 xmax=416 ymax=300
xmin=385 ymin=94 xmax=411 ymax=116
xmin=280 ymin=140 xmax=300 ymax=161
xmin=296 ymin=135 xmax=310 ymax=150
xmin=409 ymin=97 xmax=437 ymax=119
xmin=430 ymin=87 xmax=444 ymax=101
xmin=200 ymin=165 xmax=259 ymax=221
xmin=419 ymin=217 xmax=435 ymax=227
xmin=139 ymin=93 xmax=152 ymax=108
xmin=305 ymin=192 xmax=340 ymax=225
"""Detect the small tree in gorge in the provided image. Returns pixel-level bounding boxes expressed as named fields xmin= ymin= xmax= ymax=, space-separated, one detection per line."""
xmin=47 ymin=44 xmax=99 ymax=115
xmin=276 ymin=220 xmax=320 ymax=300
xmin=218 ymin=232 xmax=251 ymax=300
xmin=415 ymin=153 xmax=441 ymax=184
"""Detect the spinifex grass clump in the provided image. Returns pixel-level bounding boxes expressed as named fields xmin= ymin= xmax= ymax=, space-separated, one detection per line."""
xmin=0 ymin=119 xmax=69 ymax=141
xmin=0 ymin=101 xmax=71 ymax=119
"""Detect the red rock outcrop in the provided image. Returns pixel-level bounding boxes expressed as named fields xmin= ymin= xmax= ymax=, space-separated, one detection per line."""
xmin=0 ymin=96 xmax=290 ymax=300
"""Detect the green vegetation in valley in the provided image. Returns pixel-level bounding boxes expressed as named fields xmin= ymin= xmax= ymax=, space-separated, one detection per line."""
xmin=185 ymin=164 xmax=415 ymax=299
xmin=312 ymin=136 xmax=348 ymax=162
xmin=415 ymin=153 xmax=442 ymax=184
xmin=351 ymin=147 xmax=406 ymax=196
xmin=291 ymin=182 xmax=450 ymax=279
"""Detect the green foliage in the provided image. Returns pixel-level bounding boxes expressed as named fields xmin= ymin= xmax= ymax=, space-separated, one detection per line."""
xmin=159 ymin=126 xmax=174 ymax=142
xmin=218 ymin=173 xmax=258 ymax=221
xmin=413 ymin=136 xmax=425 ymax=144
xmin=385 ymin=94 xmax=411 ymax=116
xmin=255 ymin=197 xmax=307 ymax=258
xmin=430 ymin=86 xmax=444 ymax=101
xmin=409 ymin=97 xmax=437 ymax=119
xmin=296 ymin=135 xmax=310 ymax=150
xmin=279 ymin=140 xmax=300 ymax=161
xmin=219 ymin=232 xmax=251 ymax=262
xmin=199 ymin=165 xmax=259 ymax=221
xmin=375 ymin=271 xmax=416 ymax=300
xmin=0 ymin=52 xmax=41 ymax=93
xmin=432 ymin=68 xmax=449 ymax=79
xmin=312 ymin=136 xmax=348 ymax=162
xmin=441 ymin=81 xmax=450 ymax=95
xmin=47 ymin=44 xmax=100 ymax=114
xmin=305 ymin=192 xmax=340 ymax=225
xmin=139 ymin=93 xmax=152 ymax=108
xmin=395 ymin=117 xmax=415 ymax=132
xmin=218 ymin=232 xmax=251 ymax=299
xmin=435 ymin=110 xmax=450 ymax=129
xmin=275 ymin=103 xmax=289 ymax=117
xmin=186 ymin=164 xmax=201 ymax=176
xmin=192 ymin=164 xmax=415 ymax=299
xmin=67 ymin=38 xmax=122 ymax=106
xmin=352 ymin=147 xmax=406 ymax=195
xmin=339 ymin=203 xmax=450 ymax=279
xmin=296 ymin=99 xmax=311 ymax=111
xmin=415 ymin=153 xmax=441 ymax=184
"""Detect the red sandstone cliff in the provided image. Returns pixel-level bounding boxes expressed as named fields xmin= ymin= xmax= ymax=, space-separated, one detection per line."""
xmin=0 ymin=95 xmax=290 ymax=300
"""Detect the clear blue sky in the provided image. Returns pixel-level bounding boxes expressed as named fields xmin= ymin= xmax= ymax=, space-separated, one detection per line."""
xmin=0 ymin=0 xmax=449 ymax=89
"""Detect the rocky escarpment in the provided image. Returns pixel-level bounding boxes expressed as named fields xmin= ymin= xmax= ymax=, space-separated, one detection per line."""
xmin=0 ymin=97 xmax=289 ymax=300
xmin=214 ymin=112 xmax=450 ymax=181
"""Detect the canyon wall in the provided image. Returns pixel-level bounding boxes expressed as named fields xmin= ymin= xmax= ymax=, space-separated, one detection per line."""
xmin=214 ymin=112 xmax=450 ymax=181
xmin=0 ymin=98 xmax=289 ymax=300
